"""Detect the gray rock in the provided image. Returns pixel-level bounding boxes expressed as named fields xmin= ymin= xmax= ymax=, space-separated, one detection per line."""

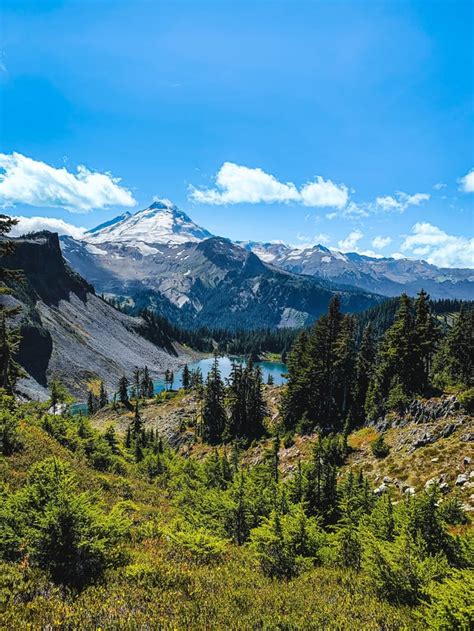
xmin=404 ymin=487 xmax=416 ymax=495
xmin=374 ymin=484 xmax=388 ymax=496
xmin=464 ymin=456 xmax=472 ymax=465
xmin=456 ymin=474 xmax=468 ymax=486
xmin=439 ymin=482 xmax=450 ymax=493
xmin=460 ymin=433 xmax=474 ymax=442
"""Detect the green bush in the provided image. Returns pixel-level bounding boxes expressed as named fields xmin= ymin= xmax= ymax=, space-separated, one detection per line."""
xmin=420 ymin=569 xmax=474 ymax=630
xmin=371 ymin=434 xmax=390 ymax=459
xmin=0 ymin=458 xmax=132 ymax=587
xmin=458 ymin=388 xmax=474 ymax=414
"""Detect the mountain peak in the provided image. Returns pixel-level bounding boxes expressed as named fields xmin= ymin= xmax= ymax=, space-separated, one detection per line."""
xmin=84 ymin=200 xmax=213 ymax=246
xmin=147 ymin=198 xmax=177 ymax=212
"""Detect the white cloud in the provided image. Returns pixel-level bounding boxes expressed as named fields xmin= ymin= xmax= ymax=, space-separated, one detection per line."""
xmin=375 ymin=191 xmax=430 ymax=212
xmin=433 ymin=182 xmax=446 ymax=191
xmin=338 ymin=230 xmax=364 ymax=251
xmin=401 ymin=222 xmax=474 ymax=268
xmin=459 ymin=168 xmax=474 ymax=193
xmin=189 ymin=162 xmax=348 ymax=208
xmin=0 ymin=152 xmax=137 ymax=213
xmin=372 ymin=235 xmax=392 ymax=249
xmin=10 ymin=216 xmax=87 ymax=239
xmin=300 ymin=177 xmax=348 ymax=208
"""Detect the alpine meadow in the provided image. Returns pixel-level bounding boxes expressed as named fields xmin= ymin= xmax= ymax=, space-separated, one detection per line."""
xmin=0 ymin=1 xmax=473 ymax=629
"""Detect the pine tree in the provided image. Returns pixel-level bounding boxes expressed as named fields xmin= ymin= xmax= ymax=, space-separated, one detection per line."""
xmin=0 ymin=312 xmax=24 ymax=394
xmin=351 ymin=324 xmax=375 ymax=424
xmin=87 ymin=390 xmax=96 ymax=415
xmin=99 ymin=381 xmax=108 ymax=408
xmin=132 ymin=400 xmax=143 ymax=437
xmin=118 ymin=376 xmax=129 ymax=405
xmin=104 ymin=425 xmax=119 ymax=454
xmin=0 ymin=216 xmax=24 ymax=394
xmin=366 ymin=294 xmax=417 ymax=419
xmin=414 ymin=290 xmax=440 ymax=393
xmin=140 ymin=366 xmax=154 ymax=398
xmin=440 ymin=306 xmax=473 ymax=387
xmin=182 ymin=364 xmax=191 ymax=390
xmin=270 ymin=434 xmax=280 ymax=483
xmin=132 ymin=367 xmax=141 ymax=399
xmin=202 ymin=353 xmax=227 ymax=443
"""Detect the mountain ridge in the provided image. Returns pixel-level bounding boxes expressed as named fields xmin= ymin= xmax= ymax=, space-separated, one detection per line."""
xmin=78 ymin=200 xmax=473 ymax=301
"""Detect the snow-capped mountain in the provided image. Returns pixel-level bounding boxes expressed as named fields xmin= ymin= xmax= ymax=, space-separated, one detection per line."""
xmin=243 ymin=243 xmax=474 ymax=300
xmin=60 ymin=199 xmax=473 ymax=316
xmin=85 ymin=199 xmax=213 ymax=246
xmin=86 ymin=211 xmax=132 ymax=235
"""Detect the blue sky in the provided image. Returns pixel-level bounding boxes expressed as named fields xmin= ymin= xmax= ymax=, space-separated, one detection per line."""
xmin=0 ymin=0 xmax=473 ymax=266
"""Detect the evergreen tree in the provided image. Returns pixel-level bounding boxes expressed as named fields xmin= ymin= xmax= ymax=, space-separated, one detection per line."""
xmin=351 ymin=324 xmax=375 ymax=424
xmin=436 ymin=306 xmax=473 ymax=388
xmin=87 ymin=390 xmax=96 ymax=415
xmin=366 ymin=294 xmax=417 ymax=419
xmin=0 ymin=312 xmax=24 ymax=394
xmin=99 ymin=381 xmax=108 ymax=408
xmin=413 ymin=290 xmax=440 ymax=392
xmin=140 ymin=366 xmax=154 ymax=398
xmin=132 ymin=367 xmax=141 ymax=399
xmin=132 ymin=400 xmax=143 ymax=437
xmin=182 ymin=364 xmax=191 ymax=390
xmin=118 ymin=376 xmax=129 ymax=406
xmin=202 ymin=353 xmax=227 ymax=443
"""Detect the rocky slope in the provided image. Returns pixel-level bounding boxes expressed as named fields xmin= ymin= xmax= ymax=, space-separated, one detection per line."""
xmin=1 ymin=232 xmax=192 ymax=399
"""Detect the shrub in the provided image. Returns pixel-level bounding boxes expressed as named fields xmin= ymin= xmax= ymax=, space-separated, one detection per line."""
xmin=250 ymin=511 xmax=299 ymax=579
xmin=420 ymin=569 xmax=474 ymax=630
xmin=0 ymin=458 xmax=132 ymax=587
xmin=371 ymin=434 xmax=390 ymax=459
xmin=458 ymin=388 xmax=474 ymax=414
xmin=0 ymin=410 xmax=23 ymax=456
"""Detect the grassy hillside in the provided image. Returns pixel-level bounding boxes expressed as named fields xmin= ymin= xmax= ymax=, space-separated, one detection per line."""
xmin=1 ymin=387 xmax=473 ymax=630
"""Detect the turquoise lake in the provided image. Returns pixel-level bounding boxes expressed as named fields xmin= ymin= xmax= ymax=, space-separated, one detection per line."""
xmin=70 ymin=356 xmax=287 ymax=413
xmin=153 ymin=355 xmax=288 ymax=393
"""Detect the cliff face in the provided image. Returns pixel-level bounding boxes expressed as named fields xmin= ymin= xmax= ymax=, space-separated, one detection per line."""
xmin=1 ymin=232 xmax=191 ymax=400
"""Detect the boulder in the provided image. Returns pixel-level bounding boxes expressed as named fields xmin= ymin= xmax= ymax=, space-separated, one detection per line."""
xmin=456 ymin=473 xmax=468 ymax=486
xmin=439 ymin=481 xmax=450 ymax=494
xmin=404 ymin=487 xmax=415 ymax=496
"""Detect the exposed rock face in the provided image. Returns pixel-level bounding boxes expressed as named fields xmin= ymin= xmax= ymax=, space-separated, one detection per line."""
xmin=1 ymin=232 xmax=191 ymax=399
xmin=61 ymin=233 xmax=381 ymax=330
xmin=373 ymin=396 xmax=463 ymax=433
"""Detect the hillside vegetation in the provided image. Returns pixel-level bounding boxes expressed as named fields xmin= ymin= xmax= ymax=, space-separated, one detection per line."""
xmin=1 ymin=389 xmax=473 ymax=630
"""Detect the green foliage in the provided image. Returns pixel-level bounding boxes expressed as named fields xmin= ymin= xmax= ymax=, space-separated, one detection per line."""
xmin=0 ymin=393 xmax=23 ymax=455
xmin=458 ymin=387 xmax=474 ymax=414
xmin=250 ymin=510 xmax=299 ymax=579
xmin=371 ymin=434 xmax=390 ymax=459
xmin=0 ymin=458 xmax=132 ymax=587
xmin=0 ymin=396 xmax=470 ymax=627
xmin=420 ymin=569 xmax=474 ymax=630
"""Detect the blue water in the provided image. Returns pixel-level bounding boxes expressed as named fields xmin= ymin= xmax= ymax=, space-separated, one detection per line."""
xmin=153 ymin=355 xmax=288 ymax=394
xmin=69 ymin=356 xmax=287 ymax=415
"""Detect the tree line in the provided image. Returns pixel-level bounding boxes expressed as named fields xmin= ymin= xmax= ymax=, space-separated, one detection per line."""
xmin=282 ymin=292 xmax=473 ymax=434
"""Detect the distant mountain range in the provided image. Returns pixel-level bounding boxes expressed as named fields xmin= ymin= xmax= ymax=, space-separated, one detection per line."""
xmin=241 ymin=242 xmax=474 ymax=301
xmin=59 ymin=200 xmax=380 ymax=329
xmin=57 ymin=200 xmax=473 ymax=329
